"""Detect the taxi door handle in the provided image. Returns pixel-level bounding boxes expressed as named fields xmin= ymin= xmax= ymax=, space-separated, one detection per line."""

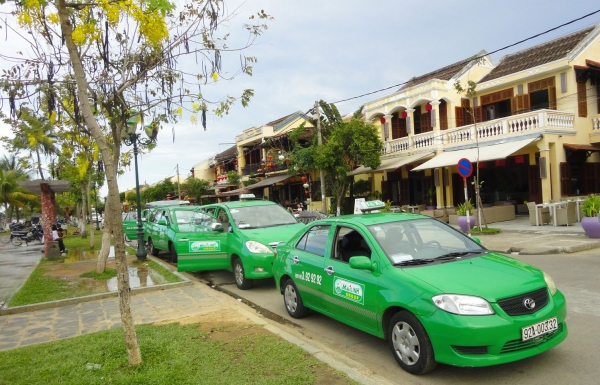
xmin=324 ymin=266 xmax=335 ymax=276
xmin=292 ymin=256 xmax=300 ymax=265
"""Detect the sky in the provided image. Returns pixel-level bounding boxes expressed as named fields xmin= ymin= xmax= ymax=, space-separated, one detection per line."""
xmin=1 ymin=0 xmax=600 ymax=199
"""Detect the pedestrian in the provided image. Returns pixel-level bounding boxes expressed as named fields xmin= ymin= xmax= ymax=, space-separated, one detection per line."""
xmin=52 ymin=224 xmax=67 ymax=254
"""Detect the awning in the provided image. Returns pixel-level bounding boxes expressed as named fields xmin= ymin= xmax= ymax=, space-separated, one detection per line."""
xmin=246 ymin=174 xmax=291 ymax=189
xmin=218 ymin=187 xmax=250 ymax=197
xmin=563 ymin=143 xmax=600 ymax=152
xmin=348 ymin=152 xmax=434 ymax=176
xmin=412 ymin=137 xmax=539 ymax=171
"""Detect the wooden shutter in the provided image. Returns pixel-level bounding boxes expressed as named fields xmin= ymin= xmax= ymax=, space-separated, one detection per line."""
xmin=391 ymin=115 xmax=399 ymax=139
xmin=582 ymin=163 xmax=600 ymax=194
xmin=406 ymin=116 xmax=411 ymax=134
xmin=381 ymin=180 xmax=389 ymax=202
xmin=420 ymin=112 xmax=431 ymax=133
xmin=473 ymin=106 xmax=483 ymax=123
xmin=439 ymin=101 xmax=448 ymax=130
xmin=560 ymin=162 xmax=571 ymax=196
xmin=511 ymin=94 xmax=530 ymax=114
xmin=528 ymin=165 xmax=542 ymax=203
xmin=577 ymin=82 xmax=588 ymax=117
xmin=399 ymin=179 xmax=410 ymax=205
xmin=548 ymin=86 xmax=557 ymax=110
xmin=455 ymin=106 xmax=464 ymax=128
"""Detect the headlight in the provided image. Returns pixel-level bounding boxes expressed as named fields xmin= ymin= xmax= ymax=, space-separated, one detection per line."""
xmin=543 ymin=271 xmax=557 ymax=295
xmin=245 ymin=241 xmax=272 ymax=254
xmin=432 ymin=294 xmax=495 ymax=315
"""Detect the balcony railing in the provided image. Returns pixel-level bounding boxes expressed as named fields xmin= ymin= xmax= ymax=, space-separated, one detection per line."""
xmin=384 ymin=109 xmax=575 ymax=154
xmin=592 ymin=114 xmax=600 ymax=131
xmin=236 ymin=127 xmax=263 ymax=142
xmin=242 ymin=163 xmax=261 ymax=176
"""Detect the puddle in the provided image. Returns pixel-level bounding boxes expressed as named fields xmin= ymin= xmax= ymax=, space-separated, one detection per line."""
xmin=64 ymin=246 xmax=115 ymax=263
xmin=106 ymin=266 xmax=167 ymax=291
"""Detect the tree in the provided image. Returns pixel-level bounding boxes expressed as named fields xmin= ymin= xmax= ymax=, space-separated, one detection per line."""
xmin=1 ymin=0 xmax=271 ymax=366
xmin=181 ymin=177 xmax=211 ymax=204
xmin=289 ymin=101 xmax=383 ymax=215
xmin=0 ymin=169 xmax=38 ymax=222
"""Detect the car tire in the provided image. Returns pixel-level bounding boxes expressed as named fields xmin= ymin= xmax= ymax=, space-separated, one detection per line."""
xmin=169 ymin=242 xmax=178 ymax=263
xmin=388 ymin=311 xmax=437 ymax=375
xmin=147 ymin=238 xmax=159 ymax=257
xmin=11 ymin=236 xmax=23 ymax=246
xmin=283 ymin=279 xmax=308 ymax=318
xmin=233 ymin=257 xmax=253 ymax=290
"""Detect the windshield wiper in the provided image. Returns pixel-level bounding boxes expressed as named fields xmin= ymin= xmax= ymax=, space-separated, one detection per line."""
xmin=434 ymin=250 xmax=484 ymax=261
xmin=393 ymin=259 xmax=434 ymax=266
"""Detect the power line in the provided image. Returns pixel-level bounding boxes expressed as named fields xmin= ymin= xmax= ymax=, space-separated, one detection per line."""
xmin=328 ymin=10 xmax=600 ymax=106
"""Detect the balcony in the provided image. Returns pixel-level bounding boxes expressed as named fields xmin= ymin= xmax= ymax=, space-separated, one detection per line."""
xmin=236 ymin=127 xmax=263 ymax=142
xmin=590 ymin=114 xmax=600 ymax=143
xmin=384 ymin=109 xmax=575 ymax=154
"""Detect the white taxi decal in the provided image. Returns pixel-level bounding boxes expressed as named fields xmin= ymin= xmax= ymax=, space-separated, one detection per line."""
xmin=189 ymin=240 xmax=221 ymax=252
xmin=334 ymin=277 xmax=365 ymax=305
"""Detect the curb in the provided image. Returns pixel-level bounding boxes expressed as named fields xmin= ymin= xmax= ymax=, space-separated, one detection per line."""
xmin=0 ymin=255 xmax=192 ymax=316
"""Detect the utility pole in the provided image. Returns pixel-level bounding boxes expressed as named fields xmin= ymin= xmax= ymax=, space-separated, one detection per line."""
xmin=177 ymin=164 xmax=181 ymax=200
xmin=315 ymin=101 xmax=327 ymax=214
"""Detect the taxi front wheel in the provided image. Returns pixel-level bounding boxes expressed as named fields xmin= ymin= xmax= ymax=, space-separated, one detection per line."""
xmin=283 ymin=279 xmax=308 ymax=318
xmin=388 ymin=311 xmax=437 ymax=375
xmin=233 ymin=258 xmax=253 ymax=290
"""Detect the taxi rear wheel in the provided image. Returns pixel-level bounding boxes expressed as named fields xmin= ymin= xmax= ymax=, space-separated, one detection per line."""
xmin=233 ymin=257 xmax=253 ymax=290
xmin=388 ymin=311 xmax=437 ymax=375
xmin=283 ymin=279 xmax=308 ymax=318
xmin=169 ymin=243 xmax=178 ymax=263
xmin=147 ymin=238 xmax=159 ymax=256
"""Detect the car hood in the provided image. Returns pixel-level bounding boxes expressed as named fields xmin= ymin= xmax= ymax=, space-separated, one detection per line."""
xmin=402 ymin=253 xmax=546 ymax=301
xmin=239 ymin=223 xmax=306 ymax=246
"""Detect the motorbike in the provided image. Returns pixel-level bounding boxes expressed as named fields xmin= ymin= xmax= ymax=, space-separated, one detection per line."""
xmin=11 ymin=224 xmax=44 ymax=246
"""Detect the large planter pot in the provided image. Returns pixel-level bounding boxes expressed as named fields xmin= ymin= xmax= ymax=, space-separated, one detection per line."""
xmin=581 ymin=216 xmax=600 ymax=238
xmin=457 ymin=216 xmax=476 ymax=232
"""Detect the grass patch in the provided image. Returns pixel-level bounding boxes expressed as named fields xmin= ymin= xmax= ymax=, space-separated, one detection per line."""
xmin=80 ymin=268 xmax=117 ymax=280
xmin=0 ymin=322 xmax=355 ymax=385
xmin=8 ymin=259 xmax=96 ymax=307
xmin=140 ymin=259 xmax=182 ymax=284
xmin=63 ymin=228 xmax=112 ymax=251
xmin=470 ymin=227 xmax=501 ymax=234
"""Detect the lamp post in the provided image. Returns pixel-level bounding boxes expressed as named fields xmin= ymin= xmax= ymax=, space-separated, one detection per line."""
xmin=314 ymin=101 xmax=327 ymax=214
xmin=92 ymin=182 xmax=100 ymax=230
xmin=122 ymin=110 xmax=157 ymax=261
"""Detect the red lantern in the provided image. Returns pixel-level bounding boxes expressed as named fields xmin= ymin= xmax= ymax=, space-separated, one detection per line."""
xmin=267 ymin=162 xmax=273 ymax=168
xmin=401 ymin=111 xmax=408 ymax=118
xmin=257 ymin=168 xmax=263 ymax=173
xmin=166 ymin=193 xmax=171 ymax=200
xmin=305 ymin=190 xmax=310 ymax=197
xmin=285 ymin=158 xmax=290 ymax=163
xmin=267 ymin=155 xmax=272 ymax=161
xmin=380 ymin=117 xmax=386 ymax=124
xmin=301 ymin=176 xmax=308 ymax=183
xmin=425 ymin=103 xmax=432 ymax=111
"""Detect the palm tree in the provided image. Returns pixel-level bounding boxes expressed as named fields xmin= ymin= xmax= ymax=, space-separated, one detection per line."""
xmin=0 ymin=169 xmax=38 ymax=222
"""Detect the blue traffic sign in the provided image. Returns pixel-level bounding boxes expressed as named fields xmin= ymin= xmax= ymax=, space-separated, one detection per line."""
xmin=457 ymin=158 xmax=473 ymax=178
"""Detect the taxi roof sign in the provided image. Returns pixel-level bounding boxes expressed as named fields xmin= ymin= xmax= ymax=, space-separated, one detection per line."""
xmin=240 ymin=193 xmax=256 ymax=200
xmin=355 ymin=199 xmax=386 ymax=214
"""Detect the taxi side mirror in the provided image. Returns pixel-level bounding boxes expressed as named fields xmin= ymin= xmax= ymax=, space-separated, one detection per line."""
xmin=158 ymin=218 xmax=168 ymax=226
xmin=141 ymin=218 xmax=147 ymax=222
xmin=349 ymin=256 xmax=373 ymax=271
xmin=211 ymin=223 xmax=224 ymax=232
xmin=471 ymin=237 xmax=481 ymax=244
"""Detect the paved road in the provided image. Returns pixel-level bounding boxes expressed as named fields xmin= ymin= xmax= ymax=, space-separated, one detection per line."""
xmin=192 ymin=247 xmax=600 ymax=384
xmin=0 ymin=238 xmax=43 ymax=307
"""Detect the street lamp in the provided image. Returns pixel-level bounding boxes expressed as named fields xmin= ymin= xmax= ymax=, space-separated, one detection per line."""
xmin=122 ymin=110 xmax=157 ymax=261
xmin=92 ymin=182 xmax=100 ymax=230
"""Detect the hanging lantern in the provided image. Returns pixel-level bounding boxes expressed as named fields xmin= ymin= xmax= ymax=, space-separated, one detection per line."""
xmin=401 ymin=111 xmax=408 ymax=118
xmin=261 ymin=162 xmax=265 ymax=167
xmin=303 ymin=183 xmax=309 ymax=189
xmin=425 ymin=103 xmax=432 ymax=111
xmin=305 ymin=190 xmax=310 ymax=197
xmin=267 ymin=155 xmax=273 ymax=161
xmin=301 ymin=176 xmax=308 ymax=183
xmin=279 ymin=154 xmax=285 ymax=161
xmin=267 ymin=162 xmax=273 ymax=168
xmin=380 ymin=117 xmax=386 ymax=124
xmin=257 ymin=168 xmax=263 ymax=173
xmin=285 ymin=158 xmax=290 ymax=163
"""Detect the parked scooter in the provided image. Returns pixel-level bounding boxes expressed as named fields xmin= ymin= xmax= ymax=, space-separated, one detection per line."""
xmin=11 ymin=224 xmax=44 ymax=246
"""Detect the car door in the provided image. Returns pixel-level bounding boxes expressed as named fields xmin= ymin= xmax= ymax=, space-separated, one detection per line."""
xmin=288 ymin=224 xmax=331 ymax=312
xmin=154 ymin=208 xmax=171 ymax=250
xmin=320 ymin=225 xmax=380 ymax=332
xmin=176 ymin=211 xmax=230 ymax=272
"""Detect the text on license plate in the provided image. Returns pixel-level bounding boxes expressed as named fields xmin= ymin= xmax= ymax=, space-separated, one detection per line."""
xmin=521 ymin=317 xmax=558 ymax=341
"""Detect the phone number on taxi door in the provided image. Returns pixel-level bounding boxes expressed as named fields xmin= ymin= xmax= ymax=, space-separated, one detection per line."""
xmin=295 ymin=271 xmax=322 ymax=285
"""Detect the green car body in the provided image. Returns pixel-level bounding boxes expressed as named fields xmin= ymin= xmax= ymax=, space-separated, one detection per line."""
xmin=122 ymin=211 xmax=141 ymax=241
xmin=197 ymin=200 xmax=306 ymax=289
xmin=273 ymin=213 xmax=567 ymax=374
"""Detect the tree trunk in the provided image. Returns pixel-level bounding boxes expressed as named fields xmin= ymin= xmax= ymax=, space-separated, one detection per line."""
xmin=58 ymin=0 xmax=142 ymax=366
xmin=87 ymin=176 xmax=95 ymax=249
xmin=96 ymin=198 xmax=113 ymax=274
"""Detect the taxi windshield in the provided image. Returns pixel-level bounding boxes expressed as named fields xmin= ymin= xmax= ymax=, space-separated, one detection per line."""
xmin=173 ymin=210 xmax=214 ymax=232
xmin=367 ymin=219 xmax=485 ymax=265
xmin=230 ymin=204 xmax=297 ymax=229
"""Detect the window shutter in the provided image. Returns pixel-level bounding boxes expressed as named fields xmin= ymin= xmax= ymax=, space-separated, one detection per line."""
xmin=560 ymin=162 xmax=571 ymax=196
xmin=517 ymin=84 xmax=523 ymax=95
xmin=461 ymin=98 xmax=470 ymax=108
xmin=399 ymin=179 xmax=410 ymax=205
xmin=473 ymin=106 xmax=483 ymax=123
xmin=465 ymin=108 xmax=473 ymax=125
xmin=511 ymin=94 xmax=530 ymax=114
xmin=539 ymin=157 xmax=547 ymax=179
xmin=455 ymin=106 xmax=464 ymax=128
xmin=439 ymin=101 xmax=448 ymax=130
xmin=473 ymin=97 xmax=479 ymax=107
xmin=577 ymin=82 xmax=588 ymax=117
xmin=548 ymin=86 xmax=557 ymax=110
xmin=560 ymin=72 xmax=567 ymax=93
xmin=420 ymin=112 xmax=431 ymax=133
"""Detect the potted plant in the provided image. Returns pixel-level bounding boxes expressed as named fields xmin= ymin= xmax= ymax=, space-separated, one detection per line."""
xmin=425 ymin=187 xmax=435 ymax=210
xmin=581 ymin=194 xmax=600 ymax=238
xmin=456 ymin=199 xmax=475 ymax=232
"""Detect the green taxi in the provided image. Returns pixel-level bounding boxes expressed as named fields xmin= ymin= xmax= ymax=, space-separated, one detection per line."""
xmin=198 ymin=197 xmax=306 ymax=289
xmin=123 ymin=200 xmax=189 ymax=241
xmin=272 ymin=202 xmax=567 ymax=374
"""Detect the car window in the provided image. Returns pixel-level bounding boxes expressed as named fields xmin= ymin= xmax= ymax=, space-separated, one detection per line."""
xmin=229 ymin=204 xmax=297 ymax=229
xmin=202 ymin=207 xmax=217 ymax=217
xmin=368 ymin=218 xmax=483 ymax=263
xmin=295 ymin=225 xmax=330 ymax=257
xmin=333 ymin=226 xmax=371 ymax=262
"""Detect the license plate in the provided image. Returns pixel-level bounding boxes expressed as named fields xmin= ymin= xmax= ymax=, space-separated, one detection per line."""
xmin=521 ymin=317 xmax=558 ymax=341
